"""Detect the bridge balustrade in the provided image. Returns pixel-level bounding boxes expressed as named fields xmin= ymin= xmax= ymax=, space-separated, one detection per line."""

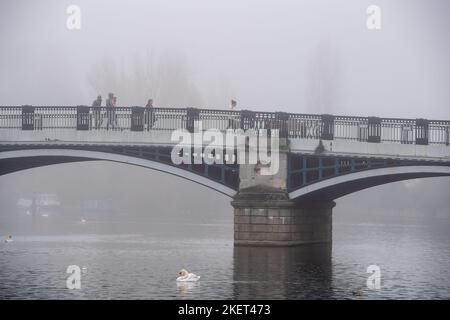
xmin=1 ymin=106 xmax=449 ymax=146
xmin=130 ymin=107 xmax=144 ymax=131
xmin=21 ymin=105 xmax=35 ymax=130
xmin=320 ymin=114 xmax=335 ymax=140
xmin=368 ymin=116 xmax=381 ymax=143
xmin=334 ymin=116 xmax=366 ymax=141
xmin=76 ymin=106 xmax=90 ymax=130
xmin=415 ymin=118 xmax=429 ymax=145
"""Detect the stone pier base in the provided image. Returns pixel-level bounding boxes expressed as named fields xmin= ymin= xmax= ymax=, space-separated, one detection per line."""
xmin=231 ymin=186 xmax=334 ymax=246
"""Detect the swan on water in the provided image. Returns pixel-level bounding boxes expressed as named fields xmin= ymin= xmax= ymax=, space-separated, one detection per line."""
xmin=176 ymin=269 xmax=200 ymax=282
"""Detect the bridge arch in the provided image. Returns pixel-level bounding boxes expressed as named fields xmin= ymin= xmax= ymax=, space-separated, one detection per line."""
xmin=0 ymin=149 xmax=237 ymax=197
xmin=288 ymin=165 xmax=450 ymax=201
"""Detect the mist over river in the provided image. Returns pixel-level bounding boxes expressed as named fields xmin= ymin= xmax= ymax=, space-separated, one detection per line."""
xmin=1 ymin=217 xmax=449 ymax=299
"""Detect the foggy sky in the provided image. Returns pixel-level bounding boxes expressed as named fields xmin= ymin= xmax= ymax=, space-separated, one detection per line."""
xmin=0 ymin=0 xmax=449 ymax=231
xmin=1 ymin=0 xmax=449 ymax=117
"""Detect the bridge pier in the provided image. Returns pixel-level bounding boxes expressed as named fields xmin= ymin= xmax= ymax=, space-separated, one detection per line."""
xmin=232 ymin=186 xmax=334 ymax=246
xmin=232 ymin=138 xmax=334 ymax=246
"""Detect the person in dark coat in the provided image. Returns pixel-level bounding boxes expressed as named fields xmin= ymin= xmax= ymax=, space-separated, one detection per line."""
xmin=92 ymin=95 xmax=102 ymax=107
xmin=92 ymin=95 xmax=102 ymax=129
xmin=145 ymin=98 xmax=156 ymax=130
xmin=106 ymin=93 xmax=117 ymax=129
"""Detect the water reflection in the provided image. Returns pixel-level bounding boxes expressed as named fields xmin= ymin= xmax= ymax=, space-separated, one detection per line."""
xmin=233 ymin=244 xmax=332 ymax=299
xmin=176 ymin=281 xmax=201 ymax=295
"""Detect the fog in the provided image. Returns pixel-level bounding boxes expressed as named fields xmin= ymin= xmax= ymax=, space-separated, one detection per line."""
xmin=0 ymin=0 xmax=449 ymax=233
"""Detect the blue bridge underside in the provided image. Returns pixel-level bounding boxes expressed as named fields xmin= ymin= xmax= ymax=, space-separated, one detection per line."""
xmin=1 ymin=145 xmax=450 ymax=200
xmin=287 ymin=153 xmax=450 ymax=201
xmin=0 ymin=144 xmax=239 ymax=190
xmin=0 ymin=155 xmax=95 ymax=176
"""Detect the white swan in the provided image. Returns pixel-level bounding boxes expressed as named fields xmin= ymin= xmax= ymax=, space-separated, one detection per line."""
xmin=176 ymin=269 xmax=200 ymax=282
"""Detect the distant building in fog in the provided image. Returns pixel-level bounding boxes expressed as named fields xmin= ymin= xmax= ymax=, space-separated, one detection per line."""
xmin=17 ymin=193 xmax=60 ymax=217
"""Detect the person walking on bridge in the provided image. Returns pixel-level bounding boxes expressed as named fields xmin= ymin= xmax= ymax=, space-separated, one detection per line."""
xmin=106 ymin=93 xmax=119 ymax=130
xmin=91 ymin=95 xmax=102 ymax=129
xmin=227 ymin=99 xmax=239 ymax=129
xmin=92 ymin=95 xmax=102 ymax=107
xmin=144 ymin=98 xmax=156 ymax=130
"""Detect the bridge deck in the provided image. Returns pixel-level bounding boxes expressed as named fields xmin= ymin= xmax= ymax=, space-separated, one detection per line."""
xmin=1 ymin=106 xmax=449 ymax=162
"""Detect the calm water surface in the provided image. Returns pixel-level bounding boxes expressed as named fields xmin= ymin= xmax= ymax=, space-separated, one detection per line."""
xmin=0 ymin=220 xmax=449 ymax=299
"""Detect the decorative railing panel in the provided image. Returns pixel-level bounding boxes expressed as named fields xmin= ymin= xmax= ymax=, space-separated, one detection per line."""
xmin=0 ymin=106 xmax=449 ymax=146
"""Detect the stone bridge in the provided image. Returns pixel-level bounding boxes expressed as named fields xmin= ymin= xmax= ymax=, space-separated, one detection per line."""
xmin=1 ymin=105 xmax=449 ymax=245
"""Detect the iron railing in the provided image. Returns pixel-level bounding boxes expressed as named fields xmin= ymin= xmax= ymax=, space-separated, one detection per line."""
xmin=0 ymin=106 xmax=449 ymax=145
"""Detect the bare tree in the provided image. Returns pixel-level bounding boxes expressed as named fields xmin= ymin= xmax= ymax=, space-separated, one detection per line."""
xmin=88 ymin=51 xmax=203 ymax=107
xmin=305 ymin=40 xmax=340 ymax=114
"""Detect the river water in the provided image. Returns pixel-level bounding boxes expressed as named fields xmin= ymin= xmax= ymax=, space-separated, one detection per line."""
xmin=0 ymin=220 xmax=449 ymax=299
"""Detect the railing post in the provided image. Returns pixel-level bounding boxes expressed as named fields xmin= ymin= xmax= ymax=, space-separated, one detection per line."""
xmin=21 ymin=105 xmax=35 ymax=130
xmin=415 ymin=118 xmax=429 ymax=145
xmin=275 ymin=112 xmax=289 ymax=138
xmin=447 ymin=125 xmax=450 ymax=146
xmin=320 ymin=114 xmax=334 ymax=140
xmin=240 ymin=110 xmax=255 ymax=130
xmin=76 ymin=105 xmax=90 ymax=130
xmin=131 ymin=106 xmax=144 ymax=131
xmin=186 ymin=107 xmax=200 ymax=133
xmin=368 ymin=117 xmax=381 ymax=143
